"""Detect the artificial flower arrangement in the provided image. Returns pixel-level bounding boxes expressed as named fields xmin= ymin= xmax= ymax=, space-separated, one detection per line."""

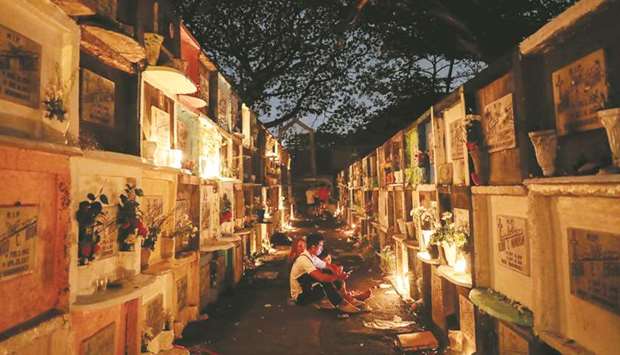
xmin=171 ymin=213 xmax=199 ymax=252
xmin=220 ymin=193 xmax=232 ymax=223
xmin=429 ymin=212 xmax=470 ymax=252
xmin=117 ymin=184 xmax=147 ymax=251
xmin=76 ymin=189 xmax=109 ymax=265
xmin=43 ymin=64 xmax=77 ymax=122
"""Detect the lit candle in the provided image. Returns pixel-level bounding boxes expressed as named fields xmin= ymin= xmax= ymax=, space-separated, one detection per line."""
xmin=169 ymin=149 xmax=183 ymax=169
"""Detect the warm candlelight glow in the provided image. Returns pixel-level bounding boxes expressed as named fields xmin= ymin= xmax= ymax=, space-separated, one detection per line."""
xmin=169 ymin=148 xmax=183 ymax=169
xmin=454 ymin=257 xmax=467 ymax=273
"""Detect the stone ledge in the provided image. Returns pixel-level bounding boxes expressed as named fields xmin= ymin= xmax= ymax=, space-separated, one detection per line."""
xmin=469 ymin=288 xmax=533 ymax=327
xmin=72 ymin=274 xmax=157 ymax=311
xmin=0 ymin=134 xmax=83 ymax=157
xmin=524 ymin=175 xmax=620 ymax=197
xmin=0 ymin=311 xmax=69 ymax=350
xmin=437 ymin=265 xmax=472 ymax=288
xmin=472 ymin=185 xmax=526 ymax=196
xmin=538 ymin=331 xmax=595 ymax=355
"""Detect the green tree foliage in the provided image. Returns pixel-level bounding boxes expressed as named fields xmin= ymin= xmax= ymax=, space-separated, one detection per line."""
xmin=178 ymin=0 xmax=574 ymax=160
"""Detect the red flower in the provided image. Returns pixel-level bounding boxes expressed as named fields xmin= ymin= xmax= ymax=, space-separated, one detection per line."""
xmin=137 ymin=220 xmax=149 ymax=237
xmin=80 ymin=244 xmax=92 ymax=257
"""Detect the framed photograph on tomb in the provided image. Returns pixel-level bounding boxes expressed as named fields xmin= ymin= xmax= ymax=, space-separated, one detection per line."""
xmin=482 ymin=93 xmax=516 ymax=153
xmin=81 ymin=69 xmax=115 ymax=127
xmin=568 ymin=228 xmax=620 ymax=314
xmin=0 ymin=205 xmax=38 ymax=280
xmin=82 ymin=322 xmax=115 ymax=355
xmin=496 ymin=215 xmax=530 ymax=276
xmin=552 ymin=49 xmax=608 ymax=136
xmin=0 ymin=25 xmax=41 ymax=108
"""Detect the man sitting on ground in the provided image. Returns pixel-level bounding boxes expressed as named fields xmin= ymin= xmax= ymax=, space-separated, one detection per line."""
xmin=290 ymin=234 xmax=360 ymax=313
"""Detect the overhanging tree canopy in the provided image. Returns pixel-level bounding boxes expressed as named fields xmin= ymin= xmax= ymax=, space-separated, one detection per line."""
xmin=178 ymin=0 xmax=574 ymax=139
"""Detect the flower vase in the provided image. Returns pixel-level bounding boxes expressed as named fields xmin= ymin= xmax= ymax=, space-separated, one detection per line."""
xmin=442 ymin=242 xmax=458 ymax=267
xmin=140 ymin=248 xmax=151 ymax=271
xmin=144 ymin=33 xmax=164 ymax=66
xmin=598 ymin=108 xmax=620 ymax=168
xmin=428 ymin=244 xmax=439 ymax=259
xmin=143 ymin=140 xmax=158 ymax=163
xmin=528 ymin=130 xmax=558 ymax=177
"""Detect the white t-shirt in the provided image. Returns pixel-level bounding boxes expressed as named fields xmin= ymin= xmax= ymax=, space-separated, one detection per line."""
xmin=290 ymin=250 xmax=318 ymax=300
xmin=309 ymin=254 xmax=327 ymax=269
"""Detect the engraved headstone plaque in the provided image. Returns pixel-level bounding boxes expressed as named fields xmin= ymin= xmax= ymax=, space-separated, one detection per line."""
xmin=177 ymin=275 xmax=188 ymax=311
xmin=82 ymin=322 xmax=115 ymax=355
xmin=81 ymin=69 xmax=115 ymax=127
xmin=0 ymin=25 xmax=41 ymax=108
xmin=482 ymin=93 xmax=516 ymax=153
xmin=568 ymin=228 xmax=620 ymax=314
xmin=145 ymin=294 xmax=164 ymax=336
xmin=552 ymin=49 xmax=608 ymax=135
xmin=0 ymin=205 xmax=37 ymax=280
xmin=497 ymin=215 xmax=530 ymax=276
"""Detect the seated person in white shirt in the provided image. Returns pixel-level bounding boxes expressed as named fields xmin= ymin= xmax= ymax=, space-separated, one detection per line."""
xmin=289 ymin=234 xmax=360 ymax=313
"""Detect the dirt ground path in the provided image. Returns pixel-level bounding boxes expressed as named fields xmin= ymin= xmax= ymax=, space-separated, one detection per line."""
xmin=178 ymin=219 xmax=433 ymax=355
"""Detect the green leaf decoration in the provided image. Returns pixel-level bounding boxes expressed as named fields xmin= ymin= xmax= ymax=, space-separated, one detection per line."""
xmin=87 ymin=193 xmax=96 ymax=201
xmin=135 ymin=188 xmax=144 ymax=196
xmin=99 ymin=194 xmax=109 ymax=204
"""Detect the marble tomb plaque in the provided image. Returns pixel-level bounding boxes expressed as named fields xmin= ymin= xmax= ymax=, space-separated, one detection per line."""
xmin=145 ymin=294 xmax=164 ymax=336
xmin=568 ymin=228 xmax=620 ymax=314
xmin=0 ymin=25 xmax=41 ymax=108
xmin=0 ymin=205 xmax=38 ymax=280
xmin=98 ymin=205 xmax=117 ymax=258
xmin=552 ymin=49 xmax=608 ymax=135
xmin=497 ymin=215 xmax=530 ymax=276
xmin=177 ymin=275 xmax=188 ymax=311
xmin=82 ymin=322 xmax=115 ymax=355
xmin=482 ymin=93 xmax=516 ymax=153
xmin=81 ymin=69 xmax=115 ymax=127
xmin=449 ymin=119 xmax=465 ymax=161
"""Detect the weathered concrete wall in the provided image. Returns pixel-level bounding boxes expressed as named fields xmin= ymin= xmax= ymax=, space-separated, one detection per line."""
xmin=548 ymin=195 xmax=620 ymax=354
xmin=0 ymin=144 xmax=72 ymax=333
xmin=70 ymin=152 xmax=144 ymax=299
xmin=488 ymin=195 xmax=532 ymax=308
xmin=0 ymin=1 xmax=79 ymax=142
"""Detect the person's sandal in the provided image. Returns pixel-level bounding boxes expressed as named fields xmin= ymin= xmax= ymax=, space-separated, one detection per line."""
xmin=352 ymin=289 xmax=372 ymax=301
xmin=313 ymin=299 xmax=336 ymax=310
xmin=338 ymin=301 xmax=361 ymax=314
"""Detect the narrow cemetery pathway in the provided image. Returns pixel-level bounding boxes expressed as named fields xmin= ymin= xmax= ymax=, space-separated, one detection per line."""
xmin=177 ymin=219 xmax=438 ymax=355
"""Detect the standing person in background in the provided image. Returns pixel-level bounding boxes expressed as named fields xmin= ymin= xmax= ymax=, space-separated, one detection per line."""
xmin=317 ymin=184 xmax=330 ymax=216
xmin=305 ymin=187 xmax=316 ymax=217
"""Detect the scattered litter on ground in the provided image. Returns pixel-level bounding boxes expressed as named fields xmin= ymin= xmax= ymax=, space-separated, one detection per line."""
xmin=264 ymin=304 xmax=272 ymax=308
xmin=360 ymin=343 xmax=365 ymax=347
xmin=379 ymin=283 xmax=391 ymax=289
xmin=396 ymin=331 xmax=439 ymax=352
xmin=362 ymin=315 xmax=416 ymax=330
xmin=337 ymin=313 xmax=350 ymax=319
xmin=234 ymin=322 xmax=240 ymax=326
xmin=254 ymin=271 xmax=279 ymax=280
